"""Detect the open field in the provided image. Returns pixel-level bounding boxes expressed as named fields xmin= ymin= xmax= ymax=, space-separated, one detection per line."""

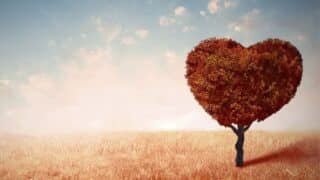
xmin=0 ymin=131 xmax=319 ymax=179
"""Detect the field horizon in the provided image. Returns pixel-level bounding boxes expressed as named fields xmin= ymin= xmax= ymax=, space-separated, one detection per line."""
xmin=0 ymin=131 xmax=319 ymax=179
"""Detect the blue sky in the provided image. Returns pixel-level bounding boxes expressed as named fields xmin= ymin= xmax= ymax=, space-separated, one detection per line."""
xmin=0 ymin=0 xmax=319 ymax=133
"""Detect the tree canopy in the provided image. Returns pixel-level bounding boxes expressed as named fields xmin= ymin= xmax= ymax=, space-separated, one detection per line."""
xmin=185 ymin=38 xmax=302 ymax=126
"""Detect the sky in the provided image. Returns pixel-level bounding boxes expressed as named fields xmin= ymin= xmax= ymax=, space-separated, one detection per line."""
xmin=0 ymin=0 xmax=319 ymax=134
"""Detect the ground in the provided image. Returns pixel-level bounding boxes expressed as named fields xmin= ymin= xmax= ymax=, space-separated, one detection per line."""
xmin=0 ymin=131 xmax=319 ymax=179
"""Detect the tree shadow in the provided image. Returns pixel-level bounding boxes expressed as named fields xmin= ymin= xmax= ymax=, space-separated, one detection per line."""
xmin=244 ymin=137 xmax=320 ymax=167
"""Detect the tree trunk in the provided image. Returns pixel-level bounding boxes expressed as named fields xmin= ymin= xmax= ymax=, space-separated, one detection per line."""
xmin=235 ymin=125 xmax=244 ymax=167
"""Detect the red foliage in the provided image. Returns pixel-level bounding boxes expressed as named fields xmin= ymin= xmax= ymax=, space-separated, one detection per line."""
xmin=185 ymin=38 xmax=302 ymax=126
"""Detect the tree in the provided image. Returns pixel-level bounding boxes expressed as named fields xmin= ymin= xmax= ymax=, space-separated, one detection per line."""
xmin=185 ymin=38 xmax=303 ymax=167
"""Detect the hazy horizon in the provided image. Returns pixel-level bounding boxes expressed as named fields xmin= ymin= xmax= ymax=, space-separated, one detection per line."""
xmin=0 ymin=0 xmax=319 ymax=134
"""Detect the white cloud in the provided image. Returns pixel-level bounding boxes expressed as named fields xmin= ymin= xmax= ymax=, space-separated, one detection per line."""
xmin=61 ymin=37 xmax=74 ymax=50
xmin=135 ymin=29 xmax=149 ymax=39
xmin=159 ymin=6 xmax=186 ymax=27
xmin=0 ymin=79 xmax=10 ymax=86
xmin=0 ymin=79 xmax=10 ymax=89
xmin=228 ymin=23 xmax=241 ymax=32
xmin=234 ymin=25 xmax=241 ymax=32
xmin=5 ymin=110 xmax=14 ymax=118
xmin=91 ymin=16 xmax=121 ymax=43
xmin=228 ymin=8 xmax=261 ymax=32
xmin=200 ymin=10 xmax=207 ymax=16
xmin=174 ymin=6 xmax=187 ymax=16
xmin=164 ymin=50 xmax=178 ymax=63
xmin=159 ymin=16 xmax=175 ymax=26
xmin=76 ymin=48 xmax=112 ymax=64
xmin=107 ymin=26 xmax=122 ymax=42
xmin=251 ymin=8 xmax=260 ymax=15
xmin=80 ymin=33 xmax=87 ymax=39
xmin=4 ymin=47 xmax=202 ymax=134
xmin=121 ymin=36 xmax=136 ymax=45
xmin=297 ymin=34 xmax=306 ymax=41
xmin=224 ymin=0 xmax=237 ymax=8
xmin=207 ymin=0 xmax=235 ymax=14
xmin=91 ymin=16 xmax=102 ymax=25
xmin=182 ymin=26 xmax=197 ymax=33
xmin=47 ymin=40 xmax=56 ymax=47
xmin=20 ymin=74 xmax=56 ymax=103
xmin=208 ymin=0 xmax=219 ymax=14
xmin=228 ymin=23 xmax=237 ymax=32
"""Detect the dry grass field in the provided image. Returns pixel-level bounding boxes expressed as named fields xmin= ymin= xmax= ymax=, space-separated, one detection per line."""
xmin=0 ymin=131 xmax=319 ymax=180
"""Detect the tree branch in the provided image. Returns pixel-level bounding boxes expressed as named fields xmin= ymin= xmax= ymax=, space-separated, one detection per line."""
xmin=244 ymin=123 xmax=252 ymax=132
xmin=228 ymin=124 xmax=238 ymax=134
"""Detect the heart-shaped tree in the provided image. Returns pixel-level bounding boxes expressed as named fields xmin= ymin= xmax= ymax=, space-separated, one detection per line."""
xmin=185 ymin=38 xmax=303 ymax=167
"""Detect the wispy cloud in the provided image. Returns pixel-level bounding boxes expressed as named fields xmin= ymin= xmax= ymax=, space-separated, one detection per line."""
xmin=208 ymin=0 xmax=219 ymax=14
xmin=205 ymin=0 xmax=237 ymax=15
xmin=228 ymin=8 xmax=261 ymax=32
xmin=80 ymin=33 xmax=87 ymax=39
xmin=47 ymin=40 xmax=56 ymax=47
xmin=174 ymin=6 xmax=187 ymax=16
xmin=135 ymin=29 xmax=149 ymax=39
xmin=297 ymin=34 xmax=306 ymax=42
xmin=164 ymin=50 xmax=178 ymax=63
xmin=91 ymin=15 xmax=102 ymax=25
xmin=4 ymin=47 xmax=196 ymax=133
xmin=224 ymin=0 xmax=237 ymax=8
xmin=200 ymin=10 xmax=207 ymax=16
xmin=0 ymin=79 xmax=10 ymax=89
xmin=182 ymin=26 xmax=197 ymax=33
xmin=91 ymin=16 xmax=121 ymax=43
xmin=159 ymin=16 xmax=176 ymax=26
xmin=121 ymin=36 xmax=136 ymax=45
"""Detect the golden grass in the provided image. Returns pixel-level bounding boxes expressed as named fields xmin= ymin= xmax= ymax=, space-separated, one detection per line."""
xmin=0 ymin=131 xmax=319 ymax=179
